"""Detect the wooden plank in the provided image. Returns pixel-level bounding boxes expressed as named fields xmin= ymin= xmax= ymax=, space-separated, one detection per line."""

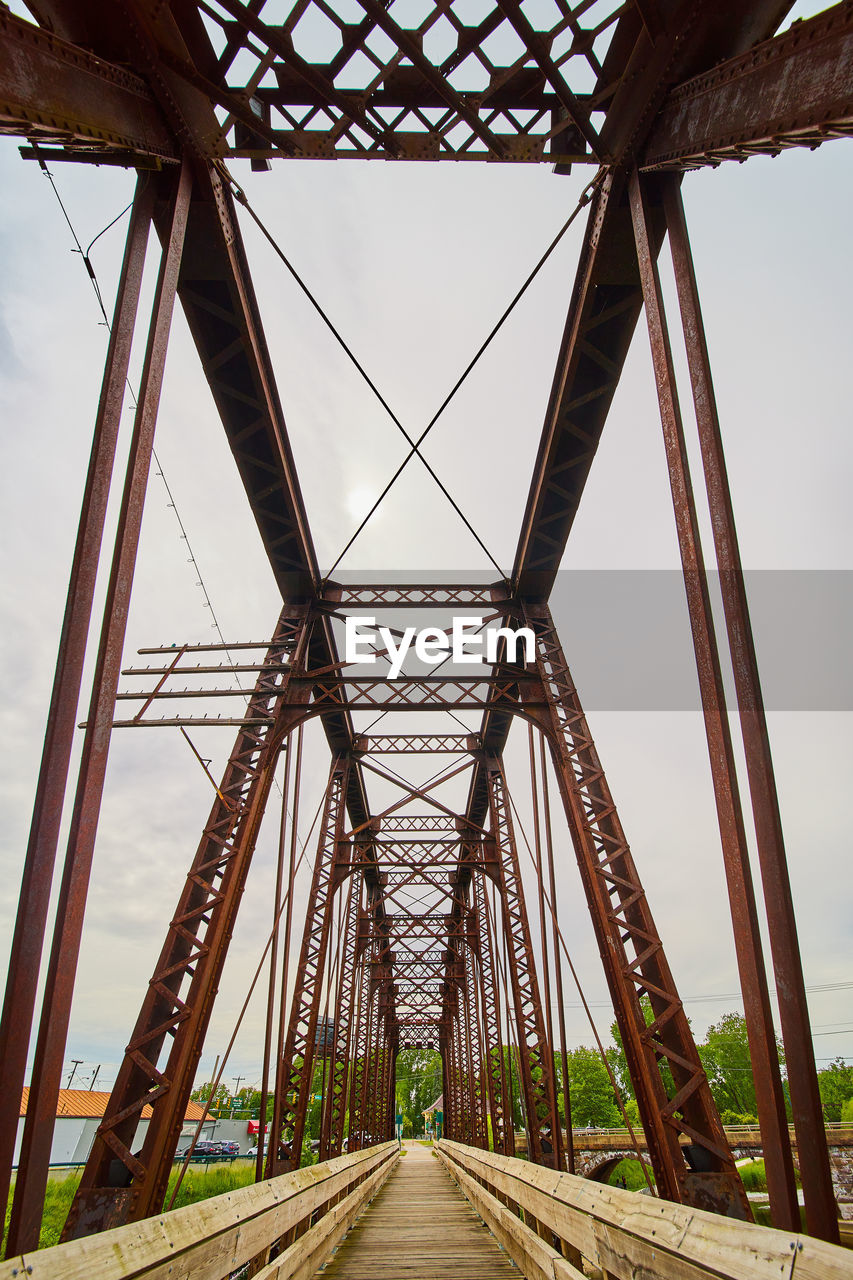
xmin=253 ymin=1151 xmax=398 ymax=1280
xmin=437 ymin=1145 xmax=583 ymax=1280
xmin=1 ymin=1143 xmax=397 ymax=1280
xmin=438 ymin=1142 xmax=853 ymax=1280
xmin=320 ymin=1142 xmax=518 ymax=1278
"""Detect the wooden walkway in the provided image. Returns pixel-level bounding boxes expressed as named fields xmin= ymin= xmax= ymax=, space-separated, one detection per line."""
xmin=319 ymin=1142 xmax=520 ymax=1279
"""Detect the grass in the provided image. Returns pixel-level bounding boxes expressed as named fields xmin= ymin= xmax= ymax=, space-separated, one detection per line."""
xmin=606 ymin=1158 xmax=656 ymax=1191
xmin=4 ymin=1164 xmax=260 ymax=1253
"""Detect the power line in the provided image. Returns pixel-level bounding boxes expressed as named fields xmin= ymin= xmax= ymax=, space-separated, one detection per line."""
xmin=37 ymin=159 xmax=285 ymax=798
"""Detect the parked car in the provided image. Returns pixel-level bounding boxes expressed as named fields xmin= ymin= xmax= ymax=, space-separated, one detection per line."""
xmin=176 ymin=1139 xmax=223 ymax=1159
xmin=246 ymin=1140 xmax=268 ymax=1158
xmin=219 ymin=1140 xmax=240 ymax=1156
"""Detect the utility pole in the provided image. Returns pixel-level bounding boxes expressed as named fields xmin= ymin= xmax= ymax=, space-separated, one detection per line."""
xmin=88 ymin=1066 xmax=100 ymax=1091
xmin=66 ymin=1060 xmax=83 ymax=1088
xmin=231 ymin=1076 xmax=244 ymax=1119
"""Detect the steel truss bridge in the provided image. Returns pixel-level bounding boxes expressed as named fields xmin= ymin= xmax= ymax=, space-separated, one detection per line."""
xmin=0 ymin=0 xmax=851 ymax=1270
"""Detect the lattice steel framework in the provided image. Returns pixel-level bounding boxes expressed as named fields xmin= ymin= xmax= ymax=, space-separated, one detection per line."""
xmin=0 ymin=0 xmax=848 ymax=1256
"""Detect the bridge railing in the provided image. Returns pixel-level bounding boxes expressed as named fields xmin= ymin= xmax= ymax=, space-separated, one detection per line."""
xmin=0 ymin=1141 xmax=398 ymax=1280
xmin=436 ymin=1140 xmax=851 ymax=1280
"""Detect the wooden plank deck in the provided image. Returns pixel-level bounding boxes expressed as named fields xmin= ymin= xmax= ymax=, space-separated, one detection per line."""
xmin=318 ymin=1142 xmax=520 ymax=1279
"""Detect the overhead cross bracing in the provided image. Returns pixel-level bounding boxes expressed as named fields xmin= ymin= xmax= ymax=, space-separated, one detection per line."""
xmin=0 ymin=0 xmax=851 ymax=1266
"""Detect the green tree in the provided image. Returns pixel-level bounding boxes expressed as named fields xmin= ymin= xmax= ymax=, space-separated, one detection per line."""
xmin=698 ymin=1012 xmax=782 ymax=1119
xmin=558 ymin=1047 xmax=620 ymax=1128
xmin=817 ymin=1058 xmax=853 ymax=1122
xmin=395 ymin=1048 xmax=443 ymax=1136
xmin=607 ymin=996 xmax=678 ymax=1107
xmin=190 ymin=1081 xmax=230 ymax=1110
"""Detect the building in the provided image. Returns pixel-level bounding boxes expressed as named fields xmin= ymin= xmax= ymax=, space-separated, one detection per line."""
xmin=16 ymin=1089 xmax=214 ymax=1168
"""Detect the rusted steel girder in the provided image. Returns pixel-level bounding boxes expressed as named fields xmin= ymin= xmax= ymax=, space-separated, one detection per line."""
xmin=0 ymin=8 xmax=176 ymax=161
xmin=270 ymin=757 xmax=350 ymax=1172
xmin=6 ymin=161 xmax=192 ymax=1257
xmin=659 ymin=177 xmax=840 ymax=1245
xmin=62 ymin=608 xmax=311 ymax=1239
xmin=485 ymin=761 xmax=562 ymax=1170
xmin=629 ymin=169 xmax=800 ymax=1232
xmin=0 ymin=174 xmax=154 ymax=1236
xmin=520 ymin=605 xmax=750 ymax=1218
xmin=511 ymin=2 xmax=810 ymax=597
xmin=472 ymin=867 xmax=513 ymax=1157
xmin=642 ymin=1 xmax=853 ymax=171
xmin=321 ymin=870 xmax=362 ymax=1160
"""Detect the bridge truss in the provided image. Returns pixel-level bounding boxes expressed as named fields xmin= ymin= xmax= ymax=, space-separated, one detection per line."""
xmin=0 ymin=0 xmax=850 ymax=1256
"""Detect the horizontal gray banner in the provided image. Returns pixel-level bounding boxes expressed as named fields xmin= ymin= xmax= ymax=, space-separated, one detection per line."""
xmin=331 ymin=571 xmax=853 ymax=711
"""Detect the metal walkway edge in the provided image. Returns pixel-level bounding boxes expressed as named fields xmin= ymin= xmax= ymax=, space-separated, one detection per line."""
xmin=319 ymin=1142 xmax=519 ymax=1279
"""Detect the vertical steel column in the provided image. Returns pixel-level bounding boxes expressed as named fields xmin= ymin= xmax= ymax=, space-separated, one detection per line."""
xmin=660 ymin=176 xmax=839 ymax=1244
xmin=628 ymin=169 xmax=800 ymax=1231
xmin=522 ymin=606 xmax=750 ymax=1216
xmin=485 ymin=758 xmax=561 ymax=1168
xmin=345 ymin=923 xmax=371 ymax=1151
xmin=463 ymin=905 xmax=488 ymax=1147
xmin=472 ymin=865 xmax=512 ymax=1154
xmin=271 ymin=756 xmax=350 ymax=1171
xmin=539 ymin=735 xmax=574 ymax=1173
xmin=322 ymin=868 xmax=361 ymax=1158
xmin=529 ymin=725 xmax=564 ymax=1170
xmin=257 ymin=735 xmax=294 ymax=1181
xmin=64 ymin=608 xmax=310 ymax=1237
xmin=0 ymin=175 xmax=154 ymax=1229
xmin=265 ymin=725 xmax=304 ymax=1178
xmin=7 ymin=160 xmax=192 ymax=1256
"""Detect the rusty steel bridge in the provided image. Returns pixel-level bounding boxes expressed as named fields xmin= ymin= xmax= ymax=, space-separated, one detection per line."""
xmin=1 ymin=0 xmax=852 ymax=1273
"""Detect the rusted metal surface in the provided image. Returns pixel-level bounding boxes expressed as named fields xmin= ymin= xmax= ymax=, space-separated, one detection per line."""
xmin=628 ymin=168 xmax=800 ymax=1232
xmin=0 ymin=9 xmax=176 ymax=161
xmin=0 ymin=175 xmax=153 ymax=1234
xmin=660 ymin=177 xmax=840 ymax=1245
xmin=64 ymin=611 xmax=309 ymax=1236
xmin=520 ymin=604 xmax=751 ymax=1218
xmin=6 ymin=160 xmax=192 ymax=1256
xmin=1 ymin=0 xmax=846 ymax=1253
xmin=272 ymin=758 xmax=351 ymax=1172
xmin=642 ymin=1 xmax=853 ymax=170
xmin=486 ymin=760 xmax=561 ymax=1169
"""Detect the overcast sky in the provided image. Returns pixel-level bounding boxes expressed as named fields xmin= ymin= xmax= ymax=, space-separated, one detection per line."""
xmin=0 ymin=0 xmax=851 ymax=1103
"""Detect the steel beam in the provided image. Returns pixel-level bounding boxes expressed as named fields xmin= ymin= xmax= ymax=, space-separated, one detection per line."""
xmin=271 ymin=758 xmax=350 ymax=1172
xmin=6 ymin=160 xmax=192 ymax=1256
xmin=0 ymin=174 xmax=154 ymax=1235
xmin=642 ymin=2 xmax=853 ymax=170
xmin=659 ymin=177 xmax=840 ymax=1244
xmin=521 ymin=605 xmax=751 ymax=1218
xmin=629 ymin=168 xmax=800 ymax=1231
xmin=0 ymin=8 xmax=176 ymax=160
xmin=63 ymin=610 xmax=310 ymax=1236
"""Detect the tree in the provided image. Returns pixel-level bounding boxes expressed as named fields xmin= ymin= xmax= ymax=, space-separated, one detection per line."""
xmin=817 ymin=1058 xmax=853 ymax=1122
xmin=607 ymin=996 xmax=677 ymax=1108
xmin=698 ymin=1012 xmax=781 ymax=1120
xmin=558 ymin=1047 xmax=620 ymax=1128
xmin=190 ymin=1081 xmax=230 ymax=1110
xmin=395 ymin=1048 xmax=443 ymax=1136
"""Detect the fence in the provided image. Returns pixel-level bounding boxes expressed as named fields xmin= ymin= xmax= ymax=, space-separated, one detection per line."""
xmin=0 ymin=1141 xmax=398 ymax=1280
xmin=436 ymin=1139 xmax=851 ymax=1280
